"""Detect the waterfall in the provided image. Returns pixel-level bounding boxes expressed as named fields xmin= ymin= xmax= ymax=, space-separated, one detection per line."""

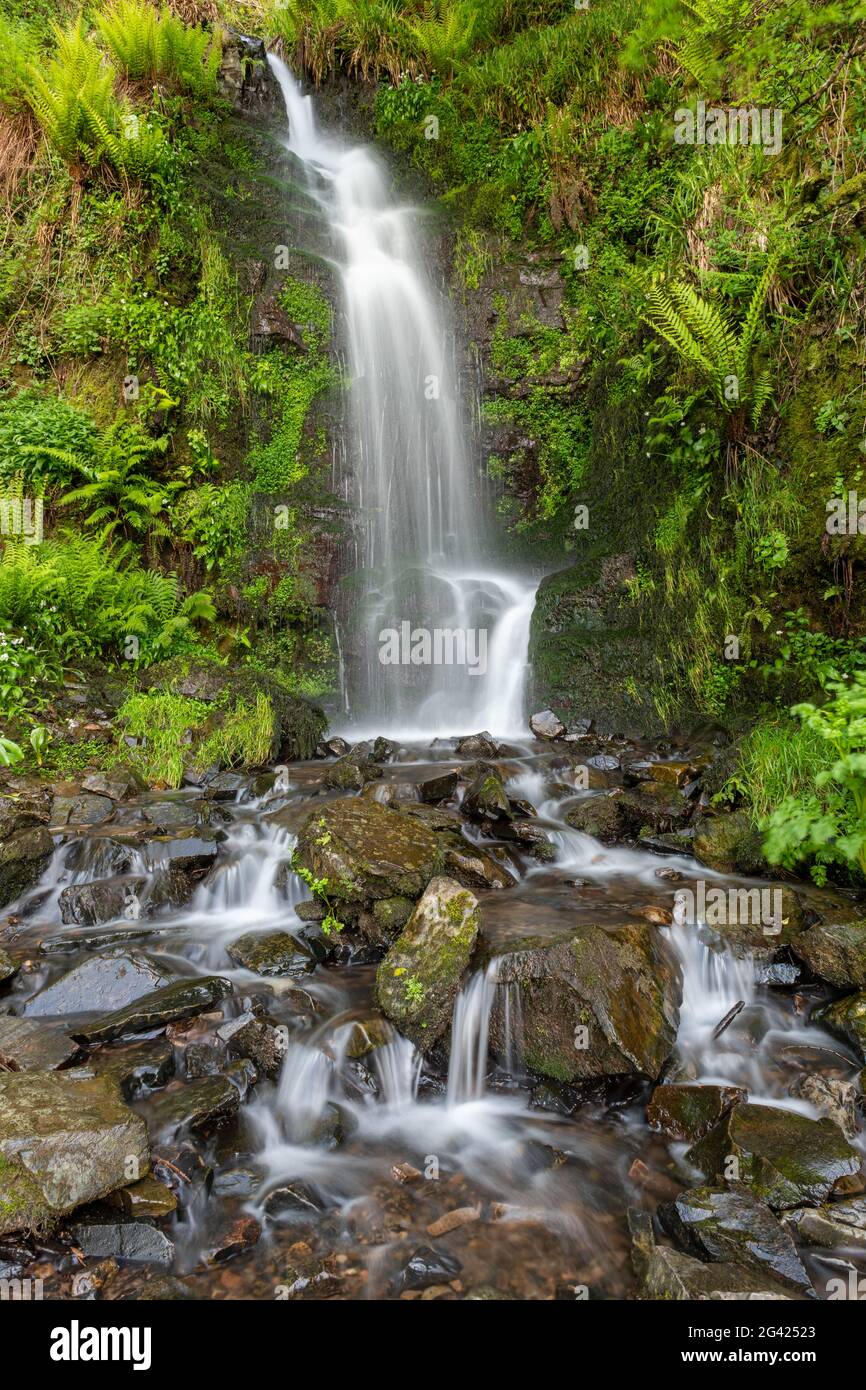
xmin=268 ymin=56 xmax=538 ymax=739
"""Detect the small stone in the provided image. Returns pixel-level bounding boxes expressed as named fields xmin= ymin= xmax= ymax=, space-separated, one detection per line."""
xmin=391 ymin=1245 xmax=462 ymax=1294
xmin=426 ymin=1206 xmax=480 ymax=1237
xmin=70 ymin=1212 xmax=175 ymax=1269
xmin=0 ymin=1016 xmax=79 ymax=1072
xmin=529 ymin=710 xmax=565 ymax=741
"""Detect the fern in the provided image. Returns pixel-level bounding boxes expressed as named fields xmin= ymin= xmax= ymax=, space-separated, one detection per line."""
xmin=25 ymin=18 xmax=117 ymax=176
xmin=97 ymin=1 xmax=222 ymax=95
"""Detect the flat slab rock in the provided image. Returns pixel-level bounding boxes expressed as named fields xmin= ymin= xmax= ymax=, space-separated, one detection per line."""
xmin=23 ymin=948 xmax=176 ymax=1019
xmin=686 ymin=1102 xmax=862 ymax=1209
xmin=0 ymin=1015 xmax=79 ymax=1071
xmin=72 ymin=975 xmax=232 ymax=1044
xmin=0 ymin=1070 xmax=149 ymax=1235
xmin=227 ymin=930 xmax=317 ymax=977
xmin=142 ymin=1074 xmax=240 ymax=1137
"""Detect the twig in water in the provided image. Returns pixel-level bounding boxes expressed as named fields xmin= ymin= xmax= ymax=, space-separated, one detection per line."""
xmin=712 ymin=1000 xmax=745 ymax=1040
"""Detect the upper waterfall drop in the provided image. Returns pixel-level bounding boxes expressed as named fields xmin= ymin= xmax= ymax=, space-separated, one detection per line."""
xmin=267 ymin=55 xmax=538 ymax=740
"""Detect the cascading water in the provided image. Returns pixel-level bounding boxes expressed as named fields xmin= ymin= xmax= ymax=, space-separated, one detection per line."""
xmin=268 ymin=56 xmax=537 ymax=738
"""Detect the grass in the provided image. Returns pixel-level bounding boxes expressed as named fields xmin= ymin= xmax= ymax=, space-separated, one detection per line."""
xmin=721 ymin=718 xmax=834 ymax=826
xmin=116 ymin=688 xmax=275 ymax=786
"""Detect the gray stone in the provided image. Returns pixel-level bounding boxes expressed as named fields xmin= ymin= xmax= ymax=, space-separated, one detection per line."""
xmin=23 ymin=949 xmax=176 ymax=1019
xmin=73 ymin=975 xmax=232 ymax=1044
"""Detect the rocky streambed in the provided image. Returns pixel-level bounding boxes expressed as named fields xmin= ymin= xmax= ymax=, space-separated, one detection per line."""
xmin=1 ymin=722 xmax=866 ymax=1302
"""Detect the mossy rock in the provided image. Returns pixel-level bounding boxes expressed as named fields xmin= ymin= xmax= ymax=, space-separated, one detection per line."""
xmin=295 ymin=798 xmax=444 ymax=910
xmin=564 ymin=796 xmax=626 ymax=843
xmin=693 ymin=811 xmax=769 ymax=874
xmin=0 ymin=827 xmax=54 ymax=910
xmin=793 ymin=921 xmax=866 ymax=989
xmin=137 ymin=657 xmax=325 ymax=761
xmin=815 ymin=991 xmax=866 ymax=1062
xmin=486 ymin=921 xmax=681 ymax=1083
xmin=374 ymin=877 xmax=481 ymax=1049
xmin=686 ymin=1102 xmax=861 ymax=1209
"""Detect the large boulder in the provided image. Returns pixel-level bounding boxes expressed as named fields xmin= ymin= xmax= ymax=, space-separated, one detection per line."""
xmin=657 ymin=1187 xmax=814 ymax=1295
xmin=488 ymin=922 xmax=681 ymax=1083
xmin=564 ymin=796 xmax=626 ymax=843
xmin=793 ymin=921 xmax=866 ymax=988
xmin=0 ymin=785 xmax=52 ymax=839
xmin=0 ymin=1070 xmax=149 ymax=1235
xmin=58 ymin=877 xmax=148 ymax=927
xmin=0 ymin=826 xmax=53 ymax=908
xmin=294 ymin=798 xmax=443 ymax=912
xmin=375 ymin=877 xmax=481 ymax=1049
xmin=686 ymin=1102 xmax=861 ymax=1209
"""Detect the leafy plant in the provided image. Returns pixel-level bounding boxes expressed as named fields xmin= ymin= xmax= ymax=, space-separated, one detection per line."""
xmin=96 ymin=0 xmax=222 ymax=95
xmin=0 ymin=735 xmax=24 ymax=767
xmin=29 ymin=724 xmax=50 ymax=765
xmin=55 ymin=419 xmax=175 ymax=541
xmin=763 ymin=673 xmax=866 ymax=884
xmin=641 ymin=257 xmax=779 ymax=439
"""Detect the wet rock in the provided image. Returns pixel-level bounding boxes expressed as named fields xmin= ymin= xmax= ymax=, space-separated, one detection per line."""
xmin=0 ymin=1016 xmax=79 ymax=1071
xmin=216 ymin=29 xmax=283 ymax=119
xmin=203 ymin=1214 xmax=261 ymax=1265
xmin=642 ymin=1245 xmax=793 ymax=1300
xmin=143 ymin=1074 xmax=240 ymax=1137
xmin=81 ymin=768 xmax=143 ymax=801
xmin=73 ymin=975 xmax=232 ymax=1044
xmin=530 ymin=1081 xmax=579 ymax=1115
xmin=789 ymin=1073 xmax=860 ymax=1140
xmin=488 ymin=922 xmax=681 ymax=1083
xmin=69 ymin=793 xmax=115 ymax=825
xmin=341 ymin=1014 xmax=391 ymax=1058
xmin=658 ymin=1187 xmax=814 ymax=1295
xmin=204 ymin=771 xmax=246 ymax=800
xmin=212 ymin=1167 xmax=260 ymax=1199
xmin=418 ymin=771 xmax=460 ymax=803
xmin=463 ymin=1285 xmax=514 ymax=1300
xmin=224 ymin=1057 xmax=257 ymax=1100
xmin=443 ymin=842 xmax=516 ymax=891
xmin=295 ymin=898 xmax=325 ymax=923
xmin=146 ymin=865 xmax=202 ymax=912
xmin=401 ymin=803 xmax=465 ymax=832
xmin=227 ymin=930 xmax=317 ymax=978
xmin=277 ymin=1259 xmax=344 ymax=1298
xmin=371 ymin=895 xmax=415 ymax=935
xmin=391 ymin=1244 xmax=462 ymax=1294
xmin=134 ymin=1274 xmax=197 ymax=1300
xmin=530 ymin=710 xmax=565 ymax=740
xmin=324 ymin=737 xmax=350 ymax=758
xmin=323 ymin=754 xmax=382 ymax=791
xmin=815 ymin=991 xmax=866 ymax=1061
xmin=692 ymin=884 xmax=806 ymax=955
xmin=455 ymin=732 xmax=498 ymax=758
xmin=89 ymin=1039 xmax=175 ymax=1100
xmin=361 ymin=780 xmax=418 ymax=806
xmin=693 ymin=811 xmax=768 ymax=874
xmin=564 ymin=796 xmax=625 ymax=843
xmin=142 ymin=831 xmax=220 ymax=874
xmin=0 ymin=826 xmax=54 ymax=908
xmin=0 ymin=1071 xmax=149 ymax=1236
xmin=793 ymin=920 xmax=866 ymax=988
xmin=151 ymin=1143 xmax=212 ymax=1205
xmin=500 ymin=819 xmax=557 ymax=861
xmin=372 ymin=737 xmax=398 ymax=762
xmin=783 ymin=1198 xmax=866 ymax=1251
xmin=460 ymin=769 xmax=512 ymax=821
xmin=142 ymin=800 xmax=199 ymax=830
xmin=647 ymin=1083 xmax=746 ymax=1142
xmin=587 ymin=752 xmax=621 ymax=773
xmin=264 ymin=1181 xmax=324 ymax=1218
xmin=58 ymin=878 xmax=147 ymax=927
xmin=106 ymin=1177 xmax=177 ymax=1219
xmin=295 ymin=798 xmax=442 ymax=909
xmin=23 ymin=949 xmax=176 ymax=1019
xmin=0 ymin=786 xmax=51 ymax=839
xmin=375 ymin=877 xmax=480 ymax=1049
xmin=218 ymin=1012 xmax=286 ymax=1081
xmin=0 ymin=947 xmax=18 ymax=983
xmin=755 ymin=959 xmax=802 ymax=987
xmin=686 ymin=1102 xmax=861 ymax=1208
xmin=69 ymin=1211 xmax=174 ymax=1268
xmin=617 ymin=781 xmax=692 ymax=834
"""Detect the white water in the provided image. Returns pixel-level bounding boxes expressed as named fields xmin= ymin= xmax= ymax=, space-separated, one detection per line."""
xmin=268 ymin=56 xmax=538 ymax=739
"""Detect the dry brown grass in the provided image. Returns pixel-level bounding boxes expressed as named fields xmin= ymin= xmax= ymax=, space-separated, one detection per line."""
xmin=0 ymin=110 xmax=39 ymax=213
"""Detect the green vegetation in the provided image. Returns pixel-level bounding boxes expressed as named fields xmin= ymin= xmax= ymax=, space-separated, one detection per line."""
xmin=0 ymin=1 xmax=339 ymax=756
xmin=117 ymin=687 xmax=275 ymax=786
